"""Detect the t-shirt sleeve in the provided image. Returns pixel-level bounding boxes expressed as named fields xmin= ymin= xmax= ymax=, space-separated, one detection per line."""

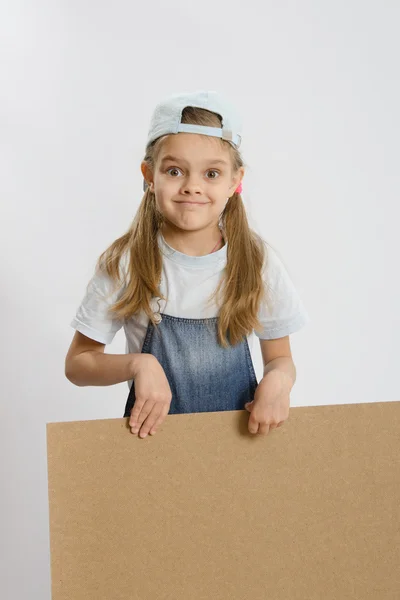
xmin=70 ymin=255 xmax=128 ymax=345
xmin=255 ymin=244 xmax=310 ymax=340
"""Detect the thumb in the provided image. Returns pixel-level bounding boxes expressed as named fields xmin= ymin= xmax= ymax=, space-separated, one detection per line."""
xmin=245 ymin=401 xmax=253 ymax=412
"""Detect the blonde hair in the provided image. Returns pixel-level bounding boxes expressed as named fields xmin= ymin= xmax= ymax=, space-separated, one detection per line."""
xmin=96 ymin=105 xmax=272 ymax=348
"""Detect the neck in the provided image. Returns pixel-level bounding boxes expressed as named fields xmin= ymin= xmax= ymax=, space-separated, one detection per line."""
xmin=161 ymin=225 xmax=225 ymax=257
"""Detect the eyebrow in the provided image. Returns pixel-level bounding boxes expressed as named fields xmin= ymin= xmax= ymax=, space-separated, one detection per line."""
xmin=160 ymin=154 xmax=229 ymax=166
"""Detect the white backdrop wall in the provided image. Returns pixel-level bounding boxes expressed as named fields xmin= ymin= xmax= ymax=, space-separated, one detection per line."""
xmin=1 ymin=1 xmax=399 ymax=598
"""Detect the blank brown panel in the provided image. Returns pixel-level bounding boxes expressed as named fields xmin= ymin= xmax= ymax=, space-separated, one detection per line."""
xmin=47 ymin=401 xmax=400 ymax=600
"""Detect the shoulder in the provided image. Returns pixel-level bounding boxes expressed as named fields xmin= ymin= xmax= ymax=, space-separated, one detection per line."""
xmin=257 ymin=239 xmax=310 ymax=331
xmin=92 ymin=247 xmax=131 ymax=293
xmin=261 ymin=241 xmax=297 ymax=287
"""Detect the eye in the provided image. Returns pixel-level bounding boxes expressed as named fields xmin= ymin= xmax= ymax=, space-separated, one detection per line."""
xmin=165 ymin=168 xmax=220 ymax=179
xmin=166 ymin=167 xmax=181 ymax=177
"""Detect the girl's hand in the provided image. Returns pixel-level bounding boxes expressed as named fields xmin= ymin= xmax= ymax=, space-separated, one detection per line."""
xmin=245 ymin=370 xmax=291 ymax=435
xmin=129 ymin=354 xmax=172 ymax=438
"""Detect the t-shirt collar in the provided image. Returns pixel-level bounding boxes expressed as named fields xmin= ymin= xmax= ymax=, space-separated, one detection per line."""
xmin=157 ymin=231 xmax=227 ymax=268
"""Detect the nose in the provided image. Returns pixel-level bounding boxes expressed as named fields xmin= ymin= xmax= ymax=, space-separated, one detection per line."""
xmin=181 ymin=176 xmax=202 ymax=195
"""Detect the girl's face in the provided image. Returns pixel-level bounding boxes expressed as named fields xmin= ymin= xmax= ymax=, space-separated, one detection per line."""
xmin=142 ymin=133 xmax=244 ymax=235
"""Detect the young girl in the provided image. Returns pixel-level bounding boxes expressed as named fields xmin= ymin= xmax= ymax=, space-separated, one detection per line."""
xmin=65 ymin=90 xmax=310 ymax=439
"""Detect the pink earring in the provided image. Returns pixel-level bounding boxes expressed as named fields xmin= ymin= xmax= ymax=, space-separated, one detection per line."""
xmin=235 ymin=182 xmax=243 ymax=194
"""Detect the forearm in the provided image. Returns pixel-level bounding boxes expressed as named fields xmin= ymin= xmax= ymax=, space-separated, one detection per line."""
xmin=65 ymin=351 xmax=143 ymax=387
xmin=262 ymin=356 xmax=297 ymax=390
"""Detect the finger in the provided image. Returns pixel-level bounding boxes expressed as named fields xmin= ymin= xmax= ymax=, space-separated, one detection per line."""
xmin=129 ymin=401 xmax=146 ymax=429
xmin=258 ymin=422 xmax=270 ymax=435
xmin=139 ymin=406 xmax=163 ymax=438
xmin=248 ymin=416 xmax=259 ymax=435
xmin=149 ymin=408 xmax=169 ymax=435
xmin=131 ymin=402 xmax=152 ymax=434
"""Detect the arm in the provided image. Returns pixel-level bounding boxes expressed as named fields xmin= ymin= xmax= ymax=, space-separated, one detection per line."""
xmin=260 ymin=336 xmax=296 ymax=390
xmin=245 ymin=336 xmax=297 ymax=435
xmin=65 ymin=331 xmax=144 ymax=387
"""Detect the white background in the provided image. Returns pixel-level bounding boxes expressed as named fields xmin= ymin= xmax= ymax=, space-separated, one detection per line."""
xmin=1 ymin=1 xmax=399 ymax=597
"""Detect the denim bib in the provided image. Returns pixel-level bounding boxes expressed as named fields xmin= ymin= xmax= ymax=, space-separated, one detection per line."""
xmin=123 ymin=313 xmax=258 ymax=417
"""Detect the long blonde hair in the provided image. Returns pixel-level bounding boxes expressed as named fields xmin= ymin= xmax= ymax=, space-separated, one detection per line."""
xmin=96 ymin=105 xmax=272 ymax=348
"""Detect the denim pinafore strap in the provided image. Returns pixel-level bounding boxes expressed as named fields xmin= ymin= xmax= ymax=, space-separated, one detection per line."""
xmin=123 ymin=313 xmax=258 ymax=417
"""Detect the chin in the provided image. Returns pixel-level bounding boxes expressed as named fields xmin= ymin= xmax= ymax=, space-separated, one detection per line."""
xmin=164 ymin=219 xmax=208 ymax=233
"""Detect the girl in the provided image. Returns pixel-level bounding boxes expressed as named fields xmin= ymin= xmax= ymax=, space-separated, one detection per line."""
xmin=65 ymin=90 xmax=310 ymax=438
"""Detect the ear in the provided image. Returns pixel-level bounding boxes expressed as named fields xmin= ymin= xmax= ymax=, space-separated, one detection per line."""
xmin=141 ymin=161 xmax=154 ymax=189
xmin=228 ymin=166 xmax=245 ymax=196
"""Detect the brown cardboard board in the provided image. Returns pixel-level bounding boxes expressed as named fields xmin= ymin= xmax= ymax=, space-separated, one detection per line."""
xmin=47 ymin=401 xmax=400 ymax=599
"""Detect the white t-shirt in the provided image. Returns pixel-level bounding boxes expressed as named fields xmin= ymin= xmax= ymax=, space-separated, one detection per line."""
xmin=70 ymin=232 xmax=310 ymax=387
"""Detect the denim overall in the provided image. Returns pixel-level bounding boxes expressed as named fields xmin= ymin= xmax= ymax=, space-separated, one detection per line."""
xmin=123 ymin=312 xmax=259 ymax=417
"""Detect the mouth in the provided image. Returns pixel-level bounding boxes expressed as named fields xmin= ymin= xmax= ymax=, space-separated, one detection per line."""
xmin=175 ymin=201 xmax=208 ymax=206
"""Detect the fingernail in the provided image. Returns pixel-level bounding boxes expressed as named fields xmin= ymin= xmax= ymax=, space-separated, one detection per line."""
xmin=131 ymin=428 xmax=138 ymax=434
xmin=140 ymin=432 xmax=148 ymax=439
